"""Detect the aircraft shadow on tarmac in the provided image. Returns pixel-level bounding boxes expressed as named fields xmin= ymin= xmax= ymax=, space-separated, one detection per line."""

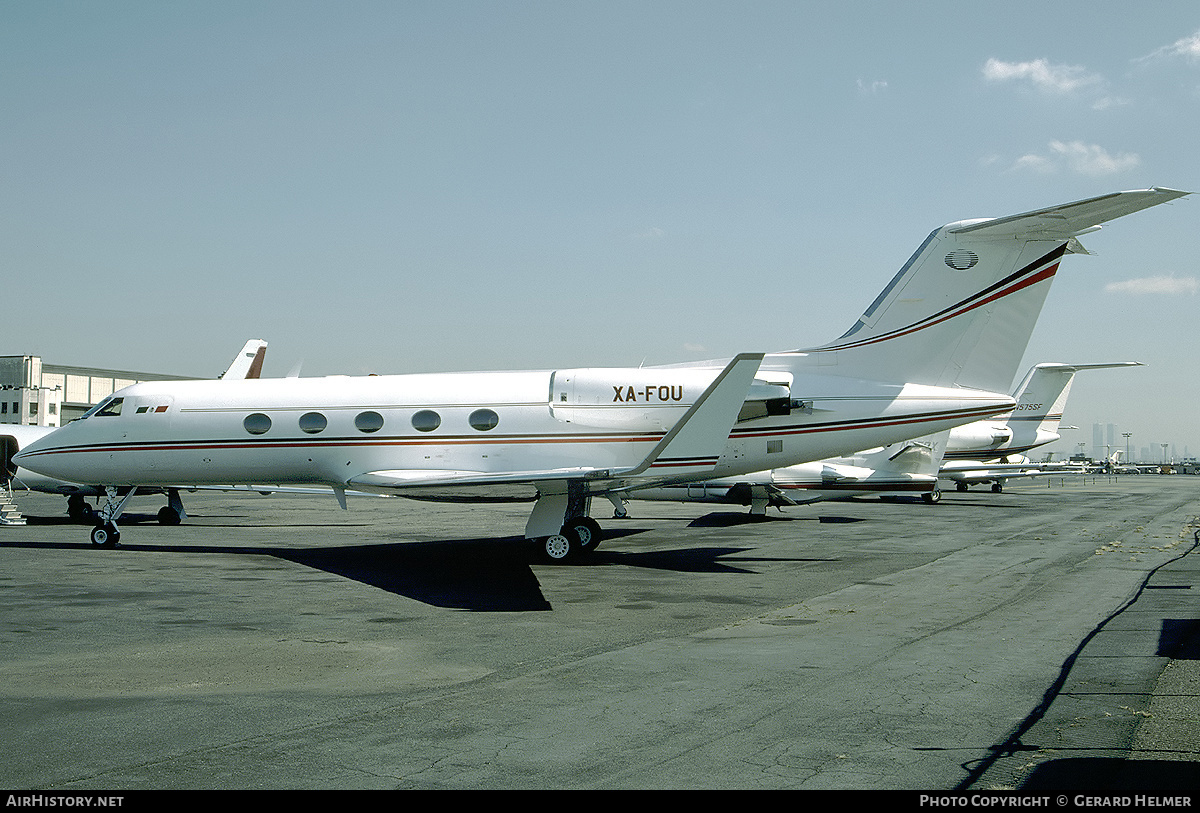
xmin=3 ymin=521 xmax=826 ymax=612
xmin=685 ymin=510 xmax=868 ymax=527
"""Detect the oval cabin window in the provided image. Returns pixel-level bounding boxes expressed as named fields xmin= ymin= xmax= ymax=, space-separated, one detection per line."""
xmin=244 ymin=413 xmax=272 ymax=435
xmin=355 ymin=411 xmax=385 ymax=433
xmin=299 ymin=412 xmax=327 ymax=434
xmin=411 ymin=410 xmax=441 ymax=432
xmin=468 ymin=409 xmax=499 ymax=431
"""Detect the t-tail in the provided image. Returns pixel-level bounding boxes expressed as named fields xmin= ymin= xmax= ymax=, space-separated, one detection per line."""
xmin=775 ymin=188 xmax=1187 ymax=393
xmin=1006 ymin=361 xmax=1142 ymax=442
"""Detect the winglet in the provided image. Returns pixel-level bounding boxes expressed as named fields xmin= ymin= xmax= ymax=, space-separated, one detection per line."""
xmin=626 ymin=353 xmax=764 ymax=477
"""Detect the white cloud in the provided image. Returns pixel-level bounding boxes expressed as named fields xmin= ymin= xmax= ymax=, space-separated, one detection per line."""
xmin=1011 ymin=153 xmax=1055 ymax=174
xmin=1104 ymin=275 xmax=1199 ymax=296
xmin=1135 ymin=29 xmax=1200 ymax=64
xmin=856 ymin=78 xmax=888 ymax=94
xmin=1007 ymin=141 xmax=1140 ymax=176
xmin=1090 ymin=95 xmax=1131 ymax=111
xmin=983 ymin=57 xmax=1102 ymax=94
xmin=1048 ymin=140 xmax=1140 ymax=175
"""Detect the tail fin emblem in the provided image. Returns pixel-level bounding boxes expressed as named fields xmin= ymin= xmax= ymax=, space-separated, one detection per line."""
xmin=945 ymin=249 xmax=979 ymax=270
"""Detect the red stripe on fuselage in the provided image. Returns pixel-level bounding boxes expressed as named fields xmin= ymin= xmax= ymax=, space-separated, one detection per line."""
xmin=18 ymin=404 xmax=1009 ymax=463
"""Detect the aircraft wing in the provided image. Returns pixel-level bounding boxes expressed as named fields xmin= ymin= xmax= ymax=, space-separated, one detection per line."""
xmin=940 ymin=461 xmax=1087 ymax=484
xmin=348 ymin=467 xmax=614 ymax=492
xmin=187 ymin=484 xmax=388 ymax=498
xmin=948 ymin=187 xmax=1188 ymax=240
xmin=347 ymin=353 xmax=765 ymax=495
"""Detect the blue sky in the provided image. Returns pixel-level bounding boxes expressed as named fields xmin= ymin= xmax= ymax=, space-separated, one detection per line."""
xmin=3 ymin=1 xmax=1199 ymax=460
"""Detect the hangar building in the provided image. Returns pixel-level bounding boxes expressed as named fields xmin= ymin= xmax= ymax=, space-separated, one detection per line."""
xmin=0 ymin=355 xmax=193 ymax=428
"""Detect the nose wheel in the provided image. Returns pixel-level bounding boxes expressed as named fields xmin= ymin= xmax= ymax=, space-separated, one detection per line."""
xmin=86 ymin=487 xmax=135 ymax=547
xmin=90 ymin=521 xmax=120 ymax=547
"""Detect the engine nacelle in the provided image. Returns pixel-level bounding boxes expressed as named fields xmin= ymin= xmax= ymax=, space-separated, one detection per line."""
xmin=548 ymin=368 xmax=715 ymax=430
xmin=949 ymin=423 xmax=1012 ymax=451
xmin=548 ymin=368 xmax=795 ymax=430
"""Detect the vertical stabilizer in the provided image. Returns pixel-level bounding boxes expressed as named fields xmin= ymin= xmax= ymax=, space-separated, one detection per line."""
xmin=1006 ymin=361 xmax=1142 ymax=441
xmin=219 ymin=340 xmax=268 ymax=380
xmin=781 ymin=188 xmax=1186 ymax=392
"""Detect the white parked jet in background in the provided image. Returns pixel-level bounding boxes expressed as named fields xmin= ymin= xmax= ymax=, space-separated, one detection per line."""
xmin=15 ymin=188 xmax=1187 ymax=560
xmin=614 ymin=430 xmax=950 ymax=516
xmin=939 ymin=361 xmax=1141 ymax=492
xmin=1102 ymin=450 xmax=1163 ymax=475
xmin=609 ymin=360 xmax=1137 ymax=515
xmin=1 ymin=340 xmax=268 ymax=524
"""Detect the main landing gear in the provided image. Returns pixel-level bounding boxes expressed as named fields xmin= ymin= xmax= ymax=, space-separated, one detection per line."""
xmin=538 ymin=516 xmax=603 ymax=564
xmin=954 ymin=481 xmax=1004 ymax=493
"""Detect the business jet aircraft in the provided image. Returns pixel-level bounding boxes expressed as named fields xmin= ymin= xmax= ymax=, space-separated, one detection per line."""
xmin=613 ymin=359 xmax=1135 ymax=514
xmin=15 ymin=188 xmax=1187 ymax=560
xmin=939 ymin=361 xmax=1141 ymax=492
xmin=1 ymin=340 xmax=268 ymax=524
xmin=1103 ymin=450 xmax=1163 ymax=475
xmin=612 ymin=430 xmax=950 ymax=517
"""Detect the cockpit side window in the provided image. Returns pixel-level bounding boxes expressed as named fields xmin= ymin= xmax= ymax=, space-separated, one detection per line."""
xmin=82 ymin=397 xmax=124 ymax=419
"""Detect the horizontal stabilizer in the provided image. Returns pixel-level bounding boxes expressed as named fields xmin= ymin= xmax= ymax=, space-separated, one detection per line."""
xmin=949 ymin=187 xmax=1188 ymax=240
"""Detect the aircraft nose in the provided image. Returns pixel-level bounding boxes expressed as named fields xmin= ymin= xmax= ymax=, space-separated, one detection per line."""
xmin=11 ymin=435 xmax=60 ymax=471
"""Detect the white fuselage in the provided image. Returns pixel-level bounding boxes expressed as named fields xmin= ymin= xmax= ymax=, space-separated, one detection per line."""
xmin=2 ymin=424 xmax=97 ymax=496
xmin=15 ymin=362 xmax=1013 ymax=494
xmin=943 ymin=419 xmax=1059 ymax=462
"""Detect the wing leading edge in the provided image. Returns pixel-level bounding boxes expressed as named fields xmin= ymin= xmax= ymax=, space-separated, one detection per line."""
xmin=345 ymin=353 xmax=765 ymax=495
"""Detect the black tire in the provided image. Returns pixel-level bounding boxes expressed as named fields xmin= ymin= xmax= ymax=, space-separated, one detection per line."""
xmin=157 ymin=506 xmax=181 ymax=526
xmin=90 ymin=522 xmax=119 ymax=548
xmin=922 ymin=488 xmax=942 ymax=505
xmin=564 ymin=517 xmax=603 ymax=553
xmin=68 ymin=496 xmax=94 ymax=523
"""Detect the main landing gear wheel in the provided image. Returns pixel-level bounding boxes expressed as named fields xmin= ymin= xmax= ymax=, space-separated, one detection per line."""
xmin=538 ymin=518 xmax=604 ymax=564
xmin=67 ymin=495 xmax=94 ymax=523
xmin=564 ymin=517 xmax=603 ymax=553
xmin=922 ymin=488 xmax=942 ymax=505
xmin=90 ymin=522 xmax=119 ymax=548
xmin=541 ymin=533 xmax=575 ymax=563
xmin=991 ymin=482 xmax=1004 ymax=493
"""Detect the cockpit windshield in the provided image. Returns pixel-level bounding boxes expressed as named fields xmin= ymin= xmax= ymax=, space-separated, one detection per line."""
xmin=81 ymin=397 xmax=124 ymax=419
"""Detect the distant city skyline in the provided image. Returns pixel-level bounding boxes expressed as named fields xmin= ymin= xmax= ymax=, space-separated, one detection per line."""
xmin=1069 ymin=421 xmax=1191 ymax=463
